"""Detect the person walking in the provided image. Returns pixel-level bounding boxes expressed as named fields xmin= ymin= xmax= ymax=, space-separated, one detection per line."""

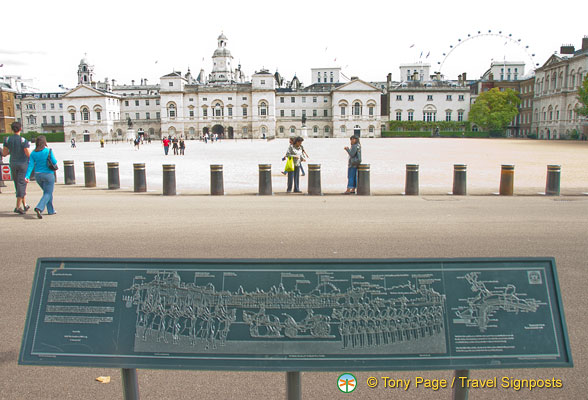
xmin=179 ymin=138 xmax=185 ymax=155
xmin=286 ymin=136 xmax=305 ymax=193
xmin=70 ymin=138 xmax=76 ymax=148
xmin=2 ymin=122 xmax=31 ymax=214
xmin=344 ymin=135 xmax=361 ymax=194
xmin=24 ymin=135 xmax=57 ymax=219
xmin=172 ymin=136 xmax=179 ymax=155
xmin=162 ymin=136 xmax=170 ymax=155
xmin=281 ymin=137 xmax=295 ymax=175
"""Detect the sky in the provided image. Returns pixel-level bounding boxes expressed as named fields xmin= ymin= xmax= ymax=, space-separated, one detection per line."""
xmin=1 ymin=0 xmax=586 ymax=92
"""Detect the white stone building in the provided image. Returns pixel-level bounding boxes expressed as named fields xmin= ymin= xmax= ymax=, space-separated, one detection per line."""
xmin=15 ymin=91 xmax=65 ymax=134
xmin=531 ymin=38 xmax=588 ymax=139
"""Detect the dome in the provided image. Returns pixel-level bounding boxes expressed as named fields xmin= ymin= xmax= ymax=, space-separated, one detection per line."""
xmin=213 ymin=47 xmax=232 ymax=57
xmin=218 ymin=33 xmax=228 ymax=41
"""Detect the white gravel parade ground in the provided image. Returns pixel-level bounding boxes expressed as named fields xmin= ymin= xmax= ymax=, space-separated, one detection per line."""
xmin=35 ymin=137 xmax=588 ymax=195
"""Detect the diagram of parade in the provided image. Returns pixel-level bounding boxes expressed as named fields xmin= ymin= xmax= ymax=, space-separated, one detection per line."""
xmin=123 ymin=270 xmax=448 ymax=355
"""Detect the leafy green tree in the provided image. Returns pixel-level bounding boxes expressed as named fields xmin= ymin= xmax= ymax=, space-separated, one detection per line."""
xmin=469 ymin=88 xmax=520 ymax=133
xmin=576 ymin=74 xmax=588 ymax=118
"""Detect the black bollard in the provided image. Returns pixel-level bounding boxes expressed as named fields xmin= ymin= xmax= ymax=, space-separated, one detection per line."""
xmin=258 ymin=164 xmax=272 ymax=195
xmin=84 ymin=161 xmax=96 ymax=188
xmin=107 ymin=162 xmax=120 ymax=190
xmin=210 ymin=164 xmax=224 ymax=195
xmin=64 ymin=160 xmax=75 ymax=185
xmin=133 ymin=163 xmax=147 ymax=192
xmin=545 ymin=165 xmax=561 ymax=196
xmin=499 ymin=165 xmax=514 ymax=196
xmin=357 ymin=164 xmax=370 ymax=195
xmin=162 ymin=164 xmax=176 ymax=196
xmin=405 ymin=164 xmax=419 ymax=195
xmin=452 ymin=164 xmax=467 ymax=195
xmin=307 ymin=164 xmax=322 ymax=195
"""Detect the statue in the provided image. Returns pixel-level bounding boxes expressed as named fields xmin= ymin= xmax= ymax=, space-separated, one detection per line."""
xmin=301 ymin=115 xmax=307 ymax=127
xmin=127 ymin=116 xmax=133 ymax=128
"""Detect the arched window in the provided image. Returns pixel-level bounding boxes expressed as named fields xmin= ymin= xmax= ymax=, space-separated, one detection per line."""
xmin=571 ymin=70 xmax=576 ymax=88
xmin=290 ymin=126 xmax=296 ymax=134
xmin=353 ymin=102 xmax=362 ymax=116
xmin=167 ymin=103 xmax=176 ymax=118
xmin=313 ymin=126 xmax=318 ymax=134
xmin=259 ymin=101 xmax=267 ymax=116
xmin=81 ymin=107 xmax=89 ymax=121
xmin=214 ymin=103 xmax=223 ymax=117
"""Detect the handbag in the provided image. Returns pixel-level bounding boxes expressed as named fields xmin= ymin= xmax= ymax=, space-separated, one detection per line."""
xmin=47 ymin=148 xmax=58 ymax=171
xmin=284 ymin=156 xmax=295 ymax=172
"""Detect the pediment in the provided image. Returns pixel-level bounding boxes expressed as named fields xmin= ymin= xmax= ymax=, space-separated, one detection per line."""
xmin=63 ymin=85 xmax=108 ymax=98
xmin=334 ymin=79 xmax=379 ymax=92
xmin=540 ymin=55 xmax=562 ymax=69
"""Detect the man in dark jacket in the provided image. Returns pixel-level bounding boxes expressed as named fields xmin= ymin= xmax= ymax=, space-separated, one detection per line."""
xmin=2 ymin=122 xmax=31 ymax=213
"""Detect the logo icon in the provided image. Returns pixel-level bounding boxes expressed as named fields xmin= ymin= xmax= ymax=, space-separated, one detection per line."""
xmin=338 ymin=373 xmax=357 ymax=393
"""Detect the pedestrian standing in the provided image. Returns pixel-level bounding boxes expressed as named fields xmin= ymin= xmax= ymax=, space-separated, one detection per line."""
xmin=162 ymin=136 xmax=170 ymax=155
xmin=286 ymin=137 xmax=305 ymax=193
xmin=2 ymin=122 xmax=30 ymax=214
xmin=24 ymin=136 xmax=57 ymax=219
xmin=281 ymin=137 xmax=295 ymax=175
xmin=179 ymin=138 xmax=185 ymax=155
xmin=71 ymin=138 xmax=76 ymax=148
xmin=344 ymin=135 xmax=361 ymax=194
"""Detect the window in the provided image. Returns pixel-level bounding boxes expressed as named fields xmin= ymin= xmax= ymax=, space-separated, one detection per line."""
xmin=97 ymin=111 xmax=101 ymax=121
xmin=228 ymin=107 xmax=233 ymax=117
xmin=279 ymin=126 xmax=284 ymax=133
xmin=42 ymin=103 xmax=46 ymax=110
xmin=396 ymin=95 xmax=402 ymax=101
xmin=125 ymin=100 xmax=129 ymax=106
xmin=156 ymin=100 xmax=160 ymax=106
xmin=313 ymin=110 xmax=317 ymax=117
xmin=408 ymin=95 xmax=414 ymax=101
xmin=291 ymin=97 xmax=295 ymax=103
xmin=446 ymin=95 xmax=452 ymax=101
xmin=135 ymin=113 xmax=140 ymax=120
xmin=203 ymin=108 xmax=208 ymax=117
xmin=341 ymin=126 xmax=346 ymax=133
xmin=16 ymin=104 xmax=20 ymax=110
xmin=146 ymin=112 xmax=150 ymax=120
xmin=290 ymin=126 xmax=296 ymax=133
xmin=369 ymin=106 xmax=374 ymax=116
xmin=43 ymin=116 xmax=47 ymax=124
xmin=243 ymin=127 xmax=248 ymax=134
xmin=369 ymin=126 xmax=374 ymax=134
xmin=51 ymin=116 xmax=55 ymax=124
xmin=302 ymin=97 xmax=306 ymax=103
xmin=353 ymin=102 xmax=361 ymax=116
xmin=203 ymin=98 xmax=207 ymax=101
xmin=408 ymin=111 xmax=414 ymax=121
xmin=242 ymin=97 xmax=247 ymax=101
xmin=60 ymin=116 xmax=64 ymax=124
xmin=50 ymin=103 xmax=55 ymax=109
xmin=324 ymin=97 xmax=328 ymax=103
xmin=445 ymin=111 xmax=451 ymax=121
xmin=280 ymin=110 xmax=284 ymax=117
xmin=291 ymin=110 xmax=295 ymax=117
xmin=340 ymin=107 xmax=346 ymax=116
xmin=458 ymin=111 xmax=464 ymax=122
xmin=82 ymin=108 xmax=89 ymax=121
xmin=215 ymin=103 xmax=222 ymax=117
xmin=135 ymin=100 xmax=139 ymax=106
xmin=423 ymin=112 xmax=435 ymax=122
xmin=302 ymin=110 xmax=306 ymax=118
xmin=396 ymin=111 xmax=402 ymax=121
xmin=280 ymin=97 xmax=284 ymax=103
xmin=458 ymin=95 xmax=464 ymax=101
xmin=313 ymin=97 xmax=317 ymax=103
xmin=325 ymin=126 xmax=330 ymax=133
xmin=168 ymin=104 xmax=176 ymax=118
xmin=260 ymin=80 xmax=265 ymax=84
xmin=146 ymin=100 xmax=150 ymax=106
xmin=243 ymin=107 xmax=247 ymax=117
xmin=427 ymin=95 xmax=433 ymax=101
xmin=313 ymin=126 xmax=318 ymax=134
xmin=228 ymin=97 xmax=232 ymax=100
xmin=259 ymin=102 xmax=267 ymax=116
xmin=60 ymin=103 xmax=63 ymax=109
xmin=189 ymin=110 xmax=194 ymax=117
xmin=324 ymin=110 xmax=328 ymax=117
xmin=169 ymin=82 xmax=173 ymax=87
xmin=156 ymin=112 xmax=160 ymax=119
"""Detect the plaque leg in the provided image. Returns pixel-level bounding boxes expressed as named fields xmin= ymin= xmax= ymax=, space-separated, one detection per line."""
xmin=121 ymin=368 xmax=140 ymax=400
xmin=286 ymin=371 xmax=301 ymax=400
xmin=453 ymin=369 xmax=469 ymax=400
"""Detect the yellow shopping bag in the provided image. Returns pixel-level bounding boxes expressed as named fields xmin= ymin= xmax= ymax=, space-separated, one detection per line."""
xmin=284 ymin=156 xmax=295 ymax=172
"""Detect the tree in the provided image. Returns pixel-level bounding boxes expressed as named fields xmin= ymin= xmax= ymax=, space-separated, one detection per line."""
xmin=469 ymin=88 xmax=520 ymax=133
xmin=576 ymin=74 xmax=588 ymax=118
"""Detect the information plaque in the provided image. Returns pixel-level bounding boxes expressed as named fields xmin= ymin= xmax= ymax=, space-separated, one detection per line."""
xmin=19 ymin=258 xmax=572 ymax=371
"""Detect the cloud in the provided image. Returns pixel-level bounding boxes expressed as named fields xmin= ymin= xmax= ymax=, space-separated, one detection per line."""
xmin=0 ymin=49 xmax=46 ymax=56
xmin=0 ymin=58 xmax=29 ymax=66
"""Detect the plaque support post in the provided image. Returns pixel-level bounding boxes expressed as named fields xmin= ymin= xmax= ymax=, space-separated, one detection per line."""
xmin=286 ymin=371 xmax=301 ymax=400
xmin=452 ymin=369 xmax=469 ymax=400
xmin=121 ymin=368 xmax=140 ymax=400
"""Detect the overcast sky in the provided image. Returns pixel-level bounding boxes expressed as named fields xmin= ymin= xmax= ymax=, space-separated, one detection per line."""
xmin=2 ymin=0 xmax=586 ymax=91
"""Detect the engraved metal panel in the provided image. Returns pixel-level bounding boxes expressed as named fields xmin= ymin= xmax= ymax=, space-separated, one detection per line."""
xmin=19 ymin=258 xmax=573 ymax=371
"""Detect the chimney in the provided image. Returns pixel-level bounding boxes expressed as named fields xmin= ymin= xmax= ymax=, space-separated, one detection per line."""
xmin=462 ymin=72 xmax=467 ymax=84
xmin=350 ymin=76 xmax=359 ymax=80
xmin=131 ymin=80 xmax=135 ymax=86
xmin=112 ymin=79 xmax=116 ymax=87
xmin=144 ymin=78 xmax=148 ymax=85
xmin=560 ymin=44 xmax=575 ymax=55
xmin=582 ymin=36 xmax=588 ymax=51
xmin=387 ymin=73 xmax=392 ymax=83
xmin=458 ymin=74 xmax=462 ymax=84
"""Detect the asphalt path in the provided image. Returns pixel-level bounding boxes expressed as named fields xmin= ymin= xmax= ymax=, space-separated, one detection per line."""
xmin=0 ymin=184 xmax=586 ymax=400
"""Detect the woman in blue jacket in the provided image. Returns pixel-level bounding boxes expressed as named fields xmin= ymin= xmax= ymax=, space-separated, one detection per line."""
xmin=25 ymin=136 xmax=57 ymax=219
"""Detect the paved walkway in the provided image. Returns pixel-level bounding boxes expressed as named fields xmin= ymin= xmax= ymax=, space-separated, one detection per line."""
xmin=23 ymin=138 xmax=588 ymax=195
